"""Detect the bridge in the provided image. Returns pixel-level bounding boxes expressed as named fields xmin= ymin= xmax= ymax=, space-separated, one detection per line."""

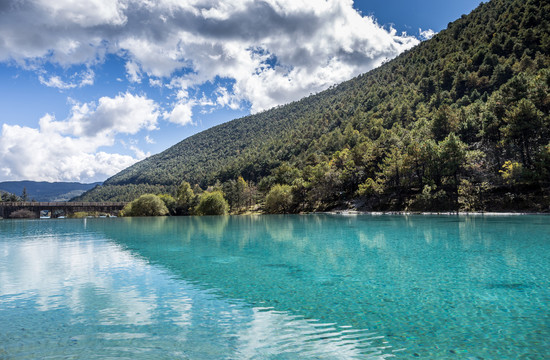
xmin=0 ymin=202 xmax=127 ymax=219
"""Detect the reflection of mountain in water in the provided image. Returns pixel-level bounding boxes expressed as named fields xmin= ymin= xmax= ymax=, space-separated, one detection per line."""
xmin=87 ymin=214 xmax=550 ymax=359
xmin=0 ymin=218 xmax=389 ymax=359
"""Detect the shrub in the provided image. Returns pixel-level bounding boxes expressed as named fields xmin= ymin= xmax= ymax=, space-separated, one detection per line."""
xmin=9 ymin=209 xmax=36 ymax=219
xmin=122 ymin=194 xmax=169 ymax=217
xmin=158 ymin=194 xmax=177 ymax=215
xmin=265 ymin=184 xmax=293 ymax=214
xmin=194 ymin=191 xmax=229 ymax=215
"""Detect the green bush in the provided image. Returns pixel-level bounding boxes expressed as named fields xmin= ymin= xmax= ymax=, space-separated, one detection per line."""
xmin=122 ymin=194 xmax=169 ymax=217
xmin=265 ymin=184 xmax=294 ymax=214
xmin=158 ymin=194 xmax=177 ymax=215
xmin=194 ymin=191 xmax=229 ymax=215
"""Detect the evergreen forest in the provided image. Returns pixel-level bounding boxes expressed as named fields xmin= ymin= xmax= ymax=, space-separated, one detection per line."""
xmin=77 ymin=0 xmax=550 ymax=213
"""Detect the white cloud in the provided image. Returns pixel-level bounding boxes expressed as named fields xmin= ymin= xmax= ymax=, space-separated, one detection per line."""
xmin=125 ymin=61 xmax=142 ymax=83
xmin=35 ymin=0 xmax=128 ymax=27
xmin=0 ymin=0 xmax=419 ymax=113
xmin=0 ymin=123 xmax=138 ymax=182
xmin=39 ymin=75 xmax=77 ymax=89
xmin=419 ymin=28 xmax=436 ymax=41
xmin=130 ymin=145 xmax=150 ymax=160
xmin=0 ymin=0 xmax=423 ymax=182
xmin=215 ymin=86 xmax=241 ymax=110
xmin=39 ymin=92 xmax=159 ymax=138
xmin=149 ymin=78 xmax=162 ymax=87
xmin=81 ymin=92 xmax=159 ymax=136
xmin=145 ymin=135 xmax=155 ymax=144
xmin=0 ymin=93 xmax=159 ymax=182
xmin=38 ymin=69 xmax=95 ymax=89
xmin=163 ymin=100 xmax=196 ymax=126
xmin=80 ymin=69 xmax=95 ymax=86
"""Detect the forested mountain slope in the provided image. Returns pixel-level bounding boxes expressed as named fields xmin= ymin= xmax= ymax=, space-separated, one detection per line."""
xmin=79 ymin=0 xmax=550 ymax=211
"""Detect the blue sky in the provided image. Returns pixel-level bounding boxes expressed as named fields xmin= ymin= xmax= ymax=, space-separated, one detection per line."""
xmin=0 ymin=0 xmax=481 ymax=183
xmin=356 ymin=1 xmax=482 ymax=35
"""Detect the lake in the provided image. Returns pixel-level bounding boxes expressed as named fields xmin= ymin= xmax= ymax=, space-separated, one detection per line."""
xmin=0 ymin=215 xmax=548 ymax=359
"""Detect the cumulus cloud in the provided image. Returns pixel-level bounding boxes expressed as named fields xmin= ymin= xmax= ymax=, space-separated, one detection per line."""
xmin=0 ymin=0 xmax=419 ymax=113
xmin=0 ymin=0 xmax=423 ymax=182
xmin=0 ymin=93 xmax=159 ymax=182
xmin=163 ymin=100 xmax=196 ymax=126
xmin=215 ymin=86 xmax=242 ymax=110
xmin=419 ymin=28 xmax=436 ymax=41
xmin=39 ymin=92 xmax=159 ymax=138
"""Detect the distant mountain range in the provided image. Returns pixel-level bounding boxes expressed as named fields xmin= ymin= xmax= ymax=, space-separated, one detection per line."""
xmin=0 ymin=181 xmax=101 ymax=202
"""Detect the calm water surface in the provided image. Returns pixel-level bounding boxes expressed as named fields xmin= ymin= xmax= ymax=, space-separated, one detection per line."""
xmin=0 ymin=215 xmax=549 ymax=359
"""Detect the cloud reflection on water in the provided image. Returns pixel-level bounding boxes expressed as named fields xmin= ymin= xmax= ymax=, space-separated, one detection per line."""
xmin=0 ymin=218 xmax=390 ymax=359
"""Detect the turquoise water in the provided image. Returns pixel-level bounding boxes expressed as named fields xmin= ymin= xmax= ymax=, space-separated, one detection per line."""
xmin=0 ymin=215 xmax=548 ymax=359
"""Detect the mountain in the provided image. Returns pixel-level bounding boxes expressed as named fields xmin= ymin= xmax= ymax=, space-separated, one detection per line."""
xmin=0 ymin=181 xmax=102 ymax=202
xmin=79 ymin=0 xmax=550 ymax=211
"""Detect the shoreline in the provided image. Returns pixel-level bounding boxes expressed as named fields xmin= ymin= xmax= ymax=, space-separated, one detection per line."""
xmin=325 ymin=210 xmax=549 ymax=216
xmin=3 ymin=210 xmax=549 ymax=220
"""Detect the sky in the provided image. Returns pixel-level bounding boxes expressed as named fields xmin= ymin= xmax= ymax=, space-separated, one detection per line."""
xmin=0 ymin=0 xmax=482 ymax=183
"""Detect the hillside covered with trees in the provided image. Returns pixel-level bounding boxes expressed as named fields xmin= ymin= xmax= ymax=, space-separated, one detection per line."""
xmin=78 ymin=0 xmax=550 ymax=212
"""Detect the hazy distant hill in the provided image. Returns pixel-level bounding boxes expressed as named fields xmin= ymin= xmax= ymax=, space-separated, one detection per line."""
xmin=79 ymin=0 xmax=550 ymax=211
xmin=0 ymin=181 xmax=101 ymax=202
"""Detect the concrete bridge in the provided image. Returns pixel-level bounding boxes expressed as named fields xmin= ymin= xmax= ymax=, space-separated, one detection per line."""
xmin=0 ymin=202 xmax=127 ymax=219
